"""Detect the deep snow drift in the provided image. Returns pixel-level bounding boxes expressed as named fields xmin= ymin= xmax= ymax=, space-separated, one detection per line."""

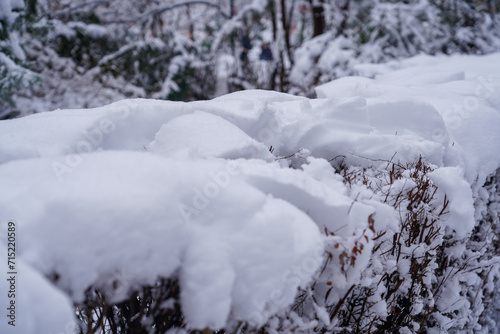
xmin=0 ymin=53 xmax=499 ymax=333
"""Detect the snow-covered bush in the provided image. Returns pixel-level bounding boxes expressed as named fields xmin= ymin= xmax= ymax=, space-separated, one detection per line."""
xmin=468 ymin=168 xmax=500 ymax=331
xmin=59 ymin=156 xmax=470 ymax=333
xmin=1 ymin=52 xmax=500 ymax=334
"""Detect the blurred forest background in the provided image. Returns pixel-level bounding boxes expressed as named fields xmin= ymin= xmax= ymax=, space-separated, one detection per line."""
xmin=1 ymin=0 xmax=500 ymax=119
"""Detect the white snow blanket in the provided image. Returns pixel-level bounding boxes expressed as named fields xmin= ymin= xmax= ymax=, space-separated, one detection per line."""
xmin=0 ymin=53 xmax=499 ymax=333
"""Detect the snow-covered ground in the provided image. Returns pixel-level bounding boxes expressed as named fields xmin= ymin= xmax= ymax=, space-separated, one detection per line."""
xmin=0 ymin=53 xmax=500 ymax=333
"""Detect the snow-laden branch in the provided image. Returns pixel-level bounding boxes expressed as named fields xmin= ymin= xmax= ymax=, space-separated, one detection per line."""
xmin=51 ymin=0 xmax=111 ymax=17
xmin=0 ymin=52 xmax=37 ymax=80
xmin=51 ymin=0 xmax=229 ymax=24
xmin=210 ymin=0 xmax=268 ymax=55
xmin=97 ymin=39 xmax=166 ymax=67
xmin=137 ymin=1 xmax=231 ymax=22
xmin=97 ymin=0 xmax=230 ymax=25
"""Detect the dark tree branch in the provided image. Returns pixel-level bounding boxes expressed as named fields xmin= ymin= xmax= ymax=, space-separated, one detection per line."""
xmin=54 ymin=0 xmax=230 ymax=23
xmin=308 ymin=0 xmax=325 ymax=37
xmin=134 ymin=1 xmax=231 ymax=24
xmin=280 ymin=0 xmax=294 ymax=65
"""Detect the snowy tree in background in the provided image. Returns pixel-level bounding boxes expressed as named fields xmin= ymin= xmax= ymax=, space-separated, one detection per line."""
xmin=1 ymin=0 xmax=224 ymax=117
xmin=290 ymin=0 xmax=500 ymax=96
xmin=2 ymin=0 xmax=500 ymax=116
xmin=0 ymin=0 xmax=39 ymax=118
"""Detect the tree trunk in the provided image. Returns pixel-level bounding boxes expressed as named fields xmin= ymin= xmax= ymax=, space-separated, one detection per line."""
xmin=268 ymin=0 xmax=277 ymax=41
xmin=280 ymin=0 xmax=294 ymax=64
xmin=309 ymin=0 xmax=325 ymax=37
xmin=26 ymin=0 xmax=38 ymax=18
xmin=229 ymin=0 xmax=235 ymax=18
